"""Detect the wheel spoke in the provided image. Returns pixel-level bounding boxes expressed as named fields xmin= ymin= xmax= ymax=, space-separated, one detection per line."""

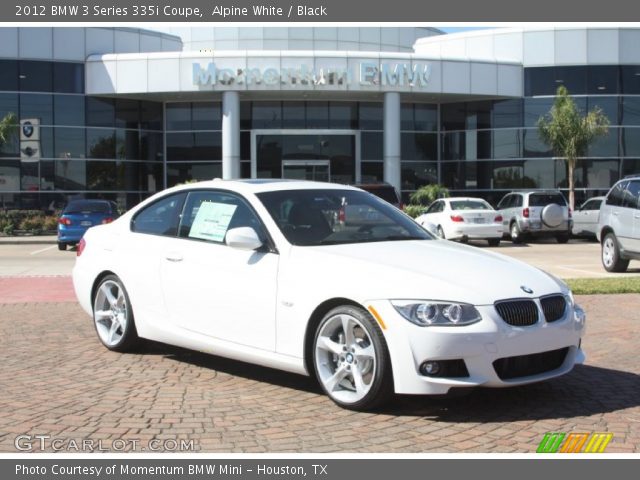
xmin=355 ymin=343 xmax=375 ymax=362
xmin=352 ymin=366 xmax=367 ymax=395
xmin=94 ymin=309 xmax=112 ymax=322
xmin=324 ymin=366 xmax=348 ymax=392
xmin=317 ymin=336 xmax=344 ymax=355
xmin=101 ymin=285 xmax=117 ymax=307
xmin=116 ymin=290 xmax=125 ymax=309
xmin=341 ymin=316 xmax=355 ymax=346
xmin=108 ymin=320 xmax=119 ymax=344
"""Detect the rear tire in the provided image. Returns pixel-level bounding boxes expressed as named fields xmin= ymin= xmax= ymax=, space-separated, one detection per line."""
xmin=556 ymin=234 xmax=570 ymax=244
xmin=488 ymin=238 xmax=500 ymax=247
xmin=437 ymin=226 xmax=446 ymax=239
xmin=510 ymin=222 xmax=523 ymax=244
xmin=602 ymin=233 xmax=630 ymax=273
xmin=57 ymin=242 xmax=66 ymax=251
xmin=92 ymin=275 xmax=140 ymax=352
xmin=313 ymin=305 xmax=393 ymax=411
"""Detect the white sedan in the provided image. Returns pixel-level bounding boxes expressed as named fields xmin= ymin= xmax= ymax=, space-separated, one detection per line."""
xmin=73 ymin=180 xmax=586 ymax=411
xmin=415 ymin=197 xmax=504 ymax=246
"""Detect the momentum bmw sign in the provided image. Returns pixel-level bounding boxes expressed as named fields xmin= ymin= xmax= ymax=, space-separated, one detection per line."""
xmin=192 ymin=61 xmax=432 ymax=88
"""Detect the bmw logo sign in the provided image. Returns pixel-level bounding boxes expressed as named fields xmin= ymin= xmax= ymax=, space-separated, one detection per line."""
xmin=520 ymin=286 xmax=534 ymax=294
xmin=22 ymin=121 xmax=34 ymax=138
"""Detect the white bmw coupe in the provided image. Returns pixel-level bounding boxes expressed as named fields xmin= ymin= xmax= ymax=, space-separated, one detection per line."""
xmin=73 ymin=180 xmax=586 ymax=410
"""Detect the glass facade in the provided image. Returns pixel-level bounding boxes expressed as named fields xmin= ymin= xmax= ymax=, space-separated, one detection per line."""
xmin=0 ymin=60 xmax=163 ymax=211
xmin=439 ymin=66 xmax=635 ymax=205
xmin=2 ymin=59 xmax=638 ymax=211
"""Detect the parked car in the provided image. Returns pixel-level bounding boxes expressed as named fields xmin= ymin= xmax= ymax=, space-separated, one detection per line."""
xmin=414 ymin=197 xmax=503 ymax=246
xmin=354 ymin=183 xmax=402 ymax=209
xmin=597 ymin=176 xmax=640 ymax=272
xmin=58 ymin=200 xmax=118 ymax=251
xmin=73 ymin=180 xmax=586 ymax=411
xmin=497 ymin=190 xmax=572 ymax=244
xmin=571 ymin=196 xmax=605 ymax=239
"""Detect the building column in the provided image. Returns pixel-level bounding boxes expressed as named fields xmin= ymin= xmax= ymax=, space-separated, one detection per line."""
xmin=222 ymin=91 xmax=240 ymax=179
xmin=383 ymin=92 xmax=401 ymax=193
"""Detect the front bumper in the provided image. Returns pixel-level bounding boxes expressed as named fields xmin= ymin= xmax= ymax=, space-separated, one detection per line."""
xmin=367 ymin=299 xmax=585 ymax=395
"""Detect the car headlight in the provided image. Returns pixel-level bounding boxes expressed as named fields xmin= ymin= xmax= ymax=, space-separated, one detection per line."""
xmin=390 ymin=300 xmax=481 ymax=327
xmin=565 ymin=290 xmax=575 ymax=307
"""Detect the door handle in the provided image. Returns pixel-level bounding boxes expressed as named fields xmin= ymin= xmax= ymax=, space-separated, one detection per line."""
xmin=165 ymin=252 xmax=183 ymax=262
xmin=635 ymin=214 xmax=640 ymax=219
xmin=613 ymin=211 xmax=619 ymax=216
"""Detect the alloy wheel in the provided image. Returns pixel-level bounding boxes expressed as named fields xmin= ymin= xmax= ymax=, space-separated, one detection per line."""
xmin=93 ymin=280 xmax=128 ymax=347
xmin=314 ymin=313 xmax=376 ymax=404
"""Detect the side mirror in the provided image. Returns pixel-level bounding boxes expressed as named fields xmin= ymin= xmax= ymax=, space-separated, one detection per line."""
xmin=225 ymin=227 xmax=264 ymax=251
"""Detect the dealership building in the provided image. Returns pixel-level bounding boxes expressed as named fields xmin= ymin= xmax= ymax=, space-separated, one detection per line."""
xmin=1 ymin=26 xmax=640 ymax=210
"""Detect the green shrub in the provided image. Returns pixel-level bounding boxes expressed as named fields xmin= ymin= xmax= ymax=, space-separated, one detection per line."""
xmin=403 ymin=205 xmax=426 ymax=218
xmin=42 ymin=216 xmax=59 ymax=231
xmin=409 ymin=184 xmax=450 ymax=206
xmin=18 ymin=215 xmax=44 ymax=233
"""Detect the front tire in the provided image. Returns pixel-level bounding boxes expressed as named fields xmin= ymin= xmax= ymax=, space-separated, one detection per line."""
xmin=313 ymin=305 xmax=393 ymax=411
xmin=602 ymin=233 xmax=629 ymax=273
xmin=57 ymin=242 xmax=66 ymax=251
xmin=93 ymin=275 xmax=140 ymax=352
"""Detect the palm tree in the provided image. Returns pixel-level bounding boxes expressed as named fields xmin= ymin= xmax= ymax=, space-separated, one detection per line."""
xmin=537 ymin=85 xmax=610 ymax=210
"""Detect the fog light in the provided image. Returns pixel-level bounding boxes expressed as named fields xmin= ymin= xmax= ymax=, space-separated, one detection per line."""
xmin=420 ymin=361 xmax=441 ymax=376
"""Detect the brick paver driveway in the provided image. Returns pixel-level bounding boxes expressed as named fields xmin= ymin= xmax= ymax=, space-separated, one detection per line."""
xmin=0 ymin=292 xmax=638 ymax=453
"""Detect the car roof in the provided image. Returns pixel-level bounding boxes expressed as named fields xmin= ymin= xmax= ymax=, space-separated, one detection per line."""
xmin=164 ymin=178 xmax=359 ymax=196
xmin=444 ymin=197 xmax=489 ymax=202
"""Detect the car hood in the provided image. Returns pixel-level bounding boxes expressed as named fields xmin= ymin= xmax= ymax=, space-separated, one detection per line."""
xmin=286 ymin=239 xmax=567 ymax=305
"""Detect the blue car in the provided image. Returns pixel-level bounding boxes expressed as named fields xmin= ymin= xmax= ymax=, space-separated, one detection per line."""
xmin=57 ymin=200 xmax=119 ymax=251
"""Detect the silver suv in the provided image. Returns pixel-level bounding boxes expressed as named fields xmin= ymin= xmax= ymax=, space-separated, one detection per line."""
xmin=497 ymin=190 xmax=572 ymax=244
xmin=597 ymin=176 xmax=640 ymax=272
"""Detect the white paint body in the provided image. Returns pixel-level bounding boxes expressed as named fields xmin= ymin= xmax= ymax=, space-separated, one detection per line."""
xmin=73 ymin=180 xmax=585 ymax=396
xmin=415 ymin=197 xmax=504 ymax=242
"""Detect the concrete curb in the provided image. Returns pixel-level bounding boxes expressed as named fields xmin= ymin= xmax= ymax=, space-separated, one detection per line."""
xmin=0 ymin=236 xmax=58 ymax=245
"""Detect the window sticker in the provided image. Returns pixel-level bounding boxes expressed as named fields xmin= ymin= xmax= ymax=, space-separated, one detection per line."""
xmin=188 ymin=201 xmax=238 ymax=242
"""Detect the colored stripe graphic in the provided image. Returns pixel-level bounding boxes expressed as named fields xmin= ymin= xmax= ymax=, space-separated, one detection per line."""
xmin=537 ymin=433 xmax=566 ymax=453
xmin=584 ymin=433 xmax=614 ymax=453
xmin=560 ymin=433 xmax=590 ymax=453
xmin=537 ymin=432 xmax=614 ymax=453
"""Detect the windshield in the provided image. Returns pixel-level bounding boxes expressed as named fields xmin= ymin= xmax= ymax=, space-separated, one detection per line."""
xmin=63 ymin=200 xmax=112 ymax=214
xmin=450 ymin=200 xmax=492 ymax=211
xmin=257 ymin=189 xmax=432 ymax=246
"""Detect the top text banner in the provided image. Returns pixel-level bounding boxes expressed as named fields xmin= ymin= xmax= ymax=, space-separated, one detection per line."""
xmin=6 ymin=0 xmax=640 ymax=22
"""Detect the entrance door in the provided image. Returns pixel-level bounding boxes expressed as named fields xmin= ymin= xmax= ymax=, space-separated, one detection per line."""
xmin=282 ymin=160 xmax=330 ymax=182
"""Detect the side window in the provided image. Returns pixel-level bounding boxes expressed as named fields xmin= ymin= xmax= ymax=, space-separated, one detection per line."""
xmin=178 ymin=191 xmax=265 ymax=244
xmin=131 ymin=193 xmax=186 ymax=237
xmin=584 ymin=199 xmax=602 ymax=211
xmin=497 ymin=195 xmax=510 ymax=209
xmin=426 ymin=201 xmax=441 ymax=214
xmin=513 ymin=195 xmax=523 ymax=208
xmin=623 ymin=181 xmax=640 ymax=209
xmin=607 ymin=181 xmax=628 ymax=207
